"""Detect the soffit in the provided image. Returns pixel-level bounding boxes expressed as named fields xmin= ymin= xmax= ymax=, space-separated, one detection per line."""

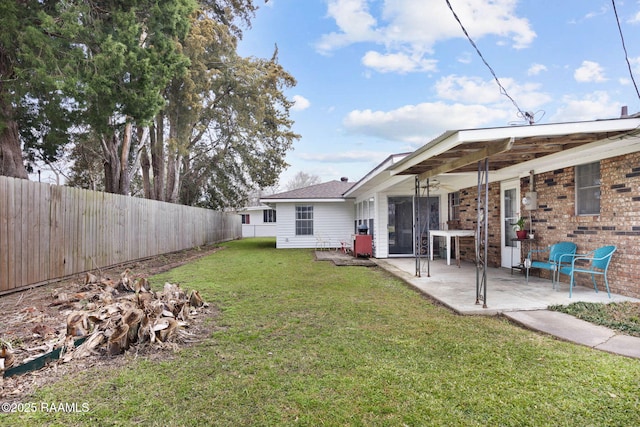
xmin=397 ymin=130 xmax=630 ymax=178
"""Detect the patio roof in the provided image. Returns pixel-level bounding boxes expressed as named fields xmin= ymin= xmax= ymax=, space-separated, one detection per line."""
xmin=388 ymin=117 xmax=640 ymax=182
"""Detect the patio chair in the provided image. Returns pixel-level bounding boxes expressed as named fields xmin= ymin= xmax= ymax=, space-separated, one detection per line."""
xmin=557 ymin=245 xmax=616 ymax=298
xmin=525 ymin=241 xmax=577 ymax=286
xmin=315 ymin=234 xmax=330 ymax=251
xmin=340 ymin=237 xmax=352 ymax=254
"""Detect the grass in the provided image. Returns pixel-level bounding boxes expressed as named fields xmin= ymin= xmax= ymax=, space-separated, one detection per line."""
xmin=4 ymin=237 xmax=640 ymax=426
xmin=550 ymin=301 xmax=640 ymax=337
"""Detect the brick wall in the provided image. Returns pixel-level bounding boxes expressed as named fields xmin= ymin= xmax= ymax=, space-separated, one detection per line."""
xmin=454 ymin=152 xmax=640 ymax=298
xmin=457 ymin=184 xmax=502 ymax=267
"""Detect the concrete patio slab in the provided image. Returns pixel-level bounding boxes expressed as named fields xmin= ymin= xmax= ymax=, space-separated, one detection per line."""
xmin=374 ymin=258 xmax=639 ymax=315
xmin=373 ymin=257 xmax=640 ymax=359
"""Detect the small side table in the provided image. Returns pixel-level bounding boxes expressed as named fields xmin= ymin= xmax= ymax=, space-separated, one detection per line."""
xmin=511 ymin=237 xmax=536 ymax=276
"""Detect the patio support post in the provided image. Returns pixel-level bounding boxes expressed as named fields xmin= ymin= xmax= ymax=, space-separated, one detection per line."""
xmin=476 ymin=158 xmax=489 ymax=308
xmin=415 ymin=176 xmax=421 ymax=277
xmin=426 ymin=178 xmax=431 ymax=277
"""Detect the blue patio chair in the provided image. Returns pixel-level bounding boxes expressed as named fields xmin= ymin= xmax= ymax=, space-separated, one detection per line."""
xmin=526 ymin=241 xmax=577 ymax=286
xmin=557 ymin=245 xmax=616 ymax=298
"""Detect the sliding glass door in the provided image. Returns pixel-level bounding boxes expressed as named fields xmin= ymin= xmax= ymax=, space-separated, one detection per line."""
xmin=388 ymin=196 xmax=439 ymax=255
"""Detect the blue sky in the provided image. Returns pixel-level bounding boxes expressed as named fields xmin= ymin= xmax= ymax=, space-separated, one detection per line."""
xmin=238 ymin=0 xmax=640 ymax=187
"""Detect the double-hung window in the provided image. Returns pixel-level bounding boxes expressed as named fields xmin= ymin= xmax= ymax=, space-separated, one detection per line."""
xmin=449 ymin=192 xmax=461 ymax=221
xmin=576 ymin=162 xmax=600 ymax=215
xmin=295 ymin=205 xmax=313 ymax=235
xmin=263 ymin=209 xmax=276 ymax=223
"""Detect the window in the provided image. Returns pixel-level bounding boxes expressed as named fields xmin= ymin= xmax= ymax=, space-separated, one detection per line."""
xmin=295 ymin=205 xmax=313 ymax=235
xmin=241 ymin=214 xmax=250 ymax=224
xmin=448 ymin=192 xmax=460 ymax=221
xmin=576 ymin=162 xmax=600 ymax=215
xmin=263 ymin=209 xmax=276 ymax=223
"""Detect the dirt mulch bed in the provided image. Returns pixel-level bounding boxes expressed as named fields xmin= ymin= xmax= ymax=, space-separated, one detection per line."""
xmin=0 ymin=244 xmax=223 ymax=403
xmin=314 ymin=250 xmax=377 ymax=266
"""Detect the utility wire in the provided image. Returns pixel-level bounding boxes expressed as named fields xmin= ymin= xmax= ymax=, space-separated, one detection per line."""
xmin=444 ymin=0 xmax=532 ymax=123
xmin=611 ymin=0 xmax=640 ymax=101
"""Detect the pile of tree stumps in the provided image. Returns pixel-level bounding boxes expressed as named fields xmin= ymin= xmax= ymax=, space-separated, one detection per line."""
xmin=1 ymin=269 xmax=207 ymax=377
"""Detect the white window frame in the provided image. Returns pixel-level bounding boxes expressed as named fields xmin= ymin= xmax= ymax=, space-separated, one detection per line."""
xmin=295 ymin=205 xmax=313 ymax=236
xmin=576 ymin=162 xmax=600 ymax=215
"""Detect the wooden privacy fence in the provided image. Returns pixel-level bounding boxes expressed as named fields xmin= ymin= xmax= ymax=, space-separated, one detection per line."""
xmin=0 ymin=176 xmax=241 ymax=294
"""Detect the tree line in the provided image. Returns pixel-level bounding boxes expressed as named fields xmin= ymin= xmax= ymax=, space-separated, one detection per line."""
xmin=0 ymin=0 xmax=298 ymax=209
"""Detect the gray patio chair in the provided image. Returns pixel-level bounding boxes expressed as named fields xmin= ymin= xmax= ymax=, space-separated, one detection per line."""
xmin=557 ymin=245 xmax=616 ymax=298
xmin=526 ymin=241 xmax=577 ymax=286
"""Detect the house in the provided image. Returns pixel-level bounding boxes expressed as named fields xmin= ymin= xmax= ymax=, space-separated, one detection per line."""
xmin=260 ymin=178 xmax=356 ymax=249
xmin=237 ymin=205 xmax=278 ymax=238
xmin=262 ymin=114 xmax=640 ymax=299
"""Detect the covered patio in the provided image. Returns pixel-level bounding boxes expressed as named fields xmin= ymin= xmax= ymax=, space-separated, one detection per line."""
xmin=379 ymin=117 xmax=640 ymax=305
xmin=374 ymin=258 xmax=639 ymax=316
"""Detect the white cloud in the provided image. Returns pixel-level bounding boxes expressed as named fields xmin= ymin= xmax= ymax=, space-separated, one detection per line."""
xmin=317 ymin=0 xmax=536 ymax=57
xmin=619 ymin=77 xmax=631 ymax=85
xmin=436 ymin=75 xmax=503 ymax=103
xmin=457 ymin=52 xmax=472 ymax=64
xmin=527 ymin=63 xmax=547 ymax=76
xmin=315 ymin=0 xmax=381 ymax=53
xmin=630 ymin=11 xmax=640 ymax=24
xmin=361 ymin=51 xmax=437 ymax=73
xmin=584 ymin=6 xmax=608 ymax=20
xmin=343 ymin=102 xmax=510 ymax=145
xmin=551 ymin=91 xmax=620 ymax=122
xmin=574 ymin=60 xmax=607 ymax=83
xmin=291 ymin=95 xmax=311 ymax=111
xmin=298 ymin=150 xmax=390 ymax=164
xmin=435 ymin=75 xmax=551 ymax=109
xmin=630 ymin=56 xmax=640 ymax=74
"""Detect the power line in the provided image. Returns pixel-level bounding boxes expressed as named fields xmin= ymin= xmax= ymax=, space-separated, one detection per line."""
xmin=611 ymin=0 xmax=640 ymax=101
xmin=444 ymin=0 xmax=532 ymax=123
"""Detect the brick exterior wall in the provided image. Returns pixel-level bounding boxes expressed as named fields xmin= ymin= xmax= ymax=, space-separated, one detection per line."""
xmin=454 ymin=152 xmax=640 ymax=298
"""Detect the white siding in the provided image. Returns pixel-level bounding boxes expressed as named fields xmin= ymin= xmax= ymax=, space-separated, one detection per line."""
xmin=275 ymin=202 xmax=354 ymax=249
xmin=240 ymin=208 xmax=277 ymax=238
xmin=375 ymin=194 xmax=389 ymax=258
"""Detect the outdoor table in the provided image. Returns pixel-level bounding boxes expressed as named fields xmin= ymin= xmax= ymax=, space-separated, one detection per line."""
xmin=429 ymin=230 xmax=476 ymax=267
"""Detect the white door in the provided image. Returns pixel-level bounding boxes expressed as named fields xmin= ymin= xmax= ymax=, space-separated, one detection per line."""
xmin=500 ymin=180 xmax=520 ymax=268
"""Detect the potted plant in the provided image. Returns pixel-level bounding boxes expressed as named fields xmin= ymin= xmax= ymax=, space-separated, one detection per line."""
xmin=513 ymin=216 xmax=527 ymax=239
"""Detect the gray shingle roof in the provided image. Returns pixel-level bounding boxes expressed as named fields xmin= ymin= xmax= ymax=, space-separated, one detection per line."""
xmin=261 ymin=180 xmax=355 ymax=200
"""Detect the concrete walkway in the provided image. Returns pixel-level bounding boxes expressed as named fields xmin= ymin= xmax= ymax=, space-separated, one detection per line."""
xmin=373 ymin=257 xmax=640 ymax=359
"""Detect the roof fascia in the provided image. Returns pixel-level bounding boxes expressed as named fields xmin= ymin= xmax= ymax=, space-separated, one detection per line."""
xmin=344 ymin=153 xmax=411 ymax=196
xmin=259 ymin=198 xmax=353 ymax=204
xmin=388 ymin=130 xmax=458 ymax=175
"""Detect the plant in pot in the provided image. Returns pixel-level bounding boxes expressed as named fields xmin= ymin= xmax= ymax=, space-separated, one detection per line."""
xmin=513 ymin=216 xmax=527 ymax=239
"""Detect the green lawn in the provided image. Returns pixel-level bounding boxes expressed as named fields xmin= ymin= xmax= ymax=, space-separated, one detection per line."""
xmin=4 ymin=238 xmax=639 ymax=426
